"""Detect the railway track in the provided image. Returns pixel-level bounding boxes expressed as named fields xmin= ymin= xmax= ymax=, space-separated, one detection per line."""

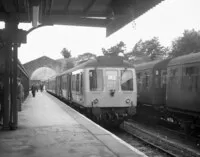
xmin=118 ymin=120 xmax=200 ymax=157
xmin=110 ymin=128 xmax=175 ymax=157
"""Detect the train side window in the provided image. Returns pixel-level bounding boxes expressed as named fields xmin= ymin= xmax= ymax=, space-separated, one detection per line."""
xmin=76 ymin=74 xmax=80 ymax=92
xmin=161 ymin=70 xmax=167 ymax=88
xmin=154 ymin=70 xmax=160 ymax=88
xmin=66 ymin=75 xmax=69 ymax=90
xmin=72 ymin=75 xmax=76 ymax=91
xmin=183 ymin=66 xmax=198 ymax=91
xmin=80 ymin=73 xmax=83 ymax=94
xmin=169 ymin=68 xmax=177 ymax=81
xmin=171 ymin=68 xmax=177 ymax=77
xmin=89 ymin=69 xmax=103 ymax=91
xmin=168 ymin=68 xmax=178 ymax=89
xmin=136 ymin=72 xmax=142 ymax=91
xmin=136 ymin=73 xmax=140 ymax=80
xmin=143 ymin=72 xmax=150 ymax=88
xmin=121 ymin=70 xmax=133 ymax=91
xmin=155 ymin=77 xmax=159 ymax=88
xmin=64 ymin=75 xmax=67 ymax=89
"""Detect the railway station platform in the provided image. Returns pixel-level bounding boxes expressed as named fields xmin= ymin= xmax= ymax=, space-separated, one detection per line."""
xmin=0 ymin=91 xmax=146 ymax=157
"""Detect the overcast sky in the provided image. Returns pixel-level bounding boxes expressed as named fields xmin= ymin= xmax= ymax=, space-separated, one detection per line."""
xmin=11 ymin=0 xmax=200 ymax=64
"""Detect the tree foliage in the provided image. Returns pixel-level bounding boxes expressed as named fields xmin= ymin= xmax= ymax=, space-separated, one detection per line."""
xmin=141 ymin=37 xmax=167 ymax=60
xmin=76 ymin=52 xmax=96 ymax=64
xmin=61 ymin=48 xmax=71 ymax=58
xmin=170 ymin=29 xmax=200 ymax=57
xmin=64 ymin=59 xmax=74 ymax=70
xmin=126 ymin=37 xmax=167 ymax=63
xmin=126 ymin=40 xmax=150 ymax=64
xmin=102 ymin=41 xmax=126 ymax=56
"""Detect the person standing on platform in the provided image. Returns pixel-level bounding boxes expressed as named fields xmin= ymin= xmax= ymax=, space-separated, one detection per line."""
xmin=40 ymin=83 xmax=43 ymax=92
xmin=17 ymin=77 xmax=24 ymax=112
xmin=31 ymin=84 xmax=36 ymax=97
xmin=36 ymin=83 xmax=39 ymax=92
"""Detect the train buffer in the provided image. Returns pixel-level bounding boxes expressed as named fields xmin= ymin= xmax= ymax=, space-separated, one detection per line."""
xmin=0 ymin=91 xmax=147 ymax=157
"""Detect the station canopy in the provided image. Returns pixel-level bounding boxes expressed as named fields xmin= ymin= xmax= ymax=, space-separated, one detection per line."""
xmin=0 ymin=0 xmax=163 ymax=36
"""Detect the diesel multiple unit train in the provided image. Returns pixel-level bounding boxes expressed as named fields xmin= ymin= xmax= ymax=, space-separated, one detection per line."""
xmin=46 ymin=52 xmax=200 ymax=133
xmin=46 ymin=56 xmax=137 ymax=126
xmin=135 ymin=52 xmax=200 ymax=134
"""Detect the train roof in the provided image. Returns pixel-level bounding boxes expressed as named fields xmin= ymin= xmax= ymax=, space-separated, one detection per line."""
xmin=17 ymin=59 xmax=29 ymax=78
xmin=135 ymin=58 xmax=171 ymax=71
xmin=60 ymin=56 xmax=134 ymax=76
xmin=168 ymin=52 xmax=200 ymax=66
xmin=135 ymin=60 xmax=161 ymax=71
xmin=47 ymin=75 xmax=56 ymax=81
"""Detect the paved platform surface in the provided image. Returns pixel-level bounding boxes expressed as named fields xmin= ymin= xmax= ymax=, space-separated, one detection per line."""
xmin=0 ymin=91 xmax=146 ymax=157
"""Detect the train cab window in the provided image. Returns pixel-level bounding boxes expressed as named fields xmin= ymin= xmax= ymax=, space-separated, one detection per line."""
xmin=121 ymin=70 xmax=133 ymax=91
xmin=89 ymin=69 xmax=103 ymax=91
xmin=106 ymin=70 xmax=118 ymax=90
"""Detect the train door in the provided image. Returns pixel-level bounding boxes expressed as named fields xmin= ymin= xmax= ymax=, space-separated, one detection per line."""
xmin=79 ymin=72 xmax=84 ymax=104
xmin=104 ymin=69 xmax=120 ymax=107
xmin=161 ymin=70 xmax=167 ymax=105
xmin=166 ymin=66 xmax=181 ymax=108
xmin=61 ymin=75 xmax=66 ymax=98
xmin=66 ymin=74 xmax=72 ymax=100
xmin=59 ymin=76 xmax=63 ymax=97
xmin=141 ymin=70 xmax=152 ymax=104
xmin=153 ymin=68 xmax=167 ymax=106
xmin=180 ymin=64 xmax=200 ymax=112
xmin=55 ymin=76 xmax=58 ymax=95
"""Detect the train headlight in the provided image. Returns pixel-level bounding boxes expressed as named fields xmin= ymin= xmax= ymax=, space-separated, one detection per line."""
xmin=125 ymin=99 xmax=131 ymax=104
xmin=93 ymin=98 xmax=99 ymax=104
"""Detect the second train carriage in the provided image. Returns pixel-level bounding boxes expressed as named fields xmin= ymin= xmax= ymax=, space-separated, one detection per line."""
xmin=46 ymin=56 xmax=137 ymax=125
xmin=135 ymin=52 xmax=200 ymax=133
xmin=135 ymin=59 xmax=170 ymax=117
xmin=166 ymin=53 xmax=200 ymax=127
